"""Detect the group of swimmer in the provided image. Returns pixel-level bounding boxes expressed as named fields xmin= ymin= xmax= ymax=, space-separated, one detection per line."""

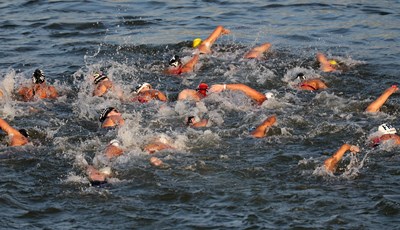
xmin=1 ymin=25 xmax=399 ymax=185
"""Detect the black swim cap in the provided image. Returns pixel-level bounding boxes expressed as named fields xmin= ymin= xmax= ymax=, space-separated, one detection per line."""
xmin=32 ymin=69 xmax=46 ymax=84
xmin=93 ymin=73 xmax=108 ymax=84
xmin=18 ymin=129 xmax=29 ymax=138
xmin=99 ymin=107 xmax=117 ymax=122
xmin=296 ymin=72 xmax=306 ymax=81
xmin=186 ymin=116 xmax=195 ymax=125
xmin=133 ymin=82 xmax=152 ymax=94
xmin=169 ymin=55 xmax=181 ymax=67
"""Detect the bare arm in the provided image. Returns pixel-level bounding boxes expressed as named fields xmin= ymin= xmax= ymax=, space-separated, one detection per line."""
xmin=324 ymin=144 xmax=359 ymax=172
xmin=209 ymin=83 xmax=267 ymax=105
xmin=144 ymin=141 xmax=174 ymax=154
xmin=178 ymin=89 xmax=202 ymax=101
xmin=18 ymin=86 xmax=34 ymax=101
xmin=251 ymin=115 xmax=277 ymax=138
xmin=244 ymin=43 xmax=271 ymax=59
xmin=365 ymin=85 xmax=398 ymax=113
xmin=0 ymin=118 xmax=18 ymax=135
xmin=48 ymin=86 xmax=58 ymax=98
xmin=180 ymin=54 xmax=199 ymax=73
xmin=0 ymin=118 xmax=29 ymax=146
xmin=316 ymin=52 xmax=335 ymax=72
xmin=197 ymin=25 xmax=231 ymax=54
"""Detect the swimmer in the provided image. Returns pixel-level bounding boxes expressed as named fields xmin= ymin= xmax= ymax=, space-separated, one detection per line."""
xmin=17 ymin=69 xmax=58 ymax=101
xmin=369 ymin=124 xmax=400 ymax=147
xmin=143 ymin=140 xmax=174 ymax=154
xmin=99 ymin=107 xmax=124 ymax=128
xmin=164 ymin=54 xmax=200 ymax=75
xmin=296 ymin=73 xmax=328 ymax=91
xmin=324 ymin=144 xmax=360 ymax=173
xmin=92 ymin=72 xmax=124 ymax=98
xmin=186 ymin=115 xmax=208 ymax=128
xmin=196 ymin=25 xmax=231 ymax=54
xmin=105 ymin=139 xmax=124 ymax=159
xmin=209 ymin=83 xmax=273 ymax=105
xmin=178 ymin=82 xmax=209 ymax=102
xmin=86 ymin=165 xmax=112 ymax=186
xmin=365 ymin=85 xmax=398 ymax=113
xmin=131 ymin=82 xmax=167 ymax=103
xmin=316 ymin=52 xmax=344 ymax=73
xmin=251 ymin=115 xmax=277 ymax=138
xmin=244 ymin=42 xmax=272 ymax=59
xmin=0 ymin=118 xmax=29 ymax=146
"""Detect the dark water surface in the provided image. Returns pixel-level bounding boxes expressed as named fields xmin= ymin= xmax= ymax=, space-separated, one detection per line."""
xmin=1 ymin=0 xmax=400 ymax=229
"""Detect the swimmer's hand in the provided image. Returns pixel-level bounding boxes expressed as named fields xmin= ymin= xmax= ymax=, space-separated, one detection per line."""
xmin=209 ymin=84 xmax=225 ymax=93
xmin=386 ymin=85 xmax=399 ymax=94
xmin=221 ymin=27 xmax=231 ymax=35
xmin=350 ymin=145 xmax=360 ymax=153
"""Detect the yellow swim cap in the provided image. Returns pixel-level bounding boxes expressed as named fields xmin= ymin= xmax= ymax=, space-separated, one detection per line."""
xmin=193 ymin=38 xmax=202 ymax=48
xmin=329 ymin=60 xmax=338 ymax=65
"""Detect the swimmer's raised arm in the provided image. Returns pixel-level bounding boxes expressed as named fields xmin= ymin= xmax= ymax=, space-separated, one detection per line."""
xmin=197 ymin=25 xmax=231 ymax=54
xmin=209 ymin=83 xmax=267 ymax=105
xmin=251 ymin=115 xmax=277 ymax=138
xmin=365 ymin=85 xmax=398 ymax=113
xmin=244 ymin=43 xmax=271 ymax=59
xmin=324 ymin=144 xmax=359 ymax=173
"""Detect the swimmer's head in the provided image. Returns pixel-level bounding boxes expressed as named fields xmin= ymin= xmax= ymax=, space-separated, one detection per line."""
xmin=99 ymin=107 xmax=118 ymax=122
xmin=109 ymin=139 xmax=120 ymax=147
xmin=32 ymin=69 xmax=46 ymax=84
xmin=265 ymin=91 xmax=275 ymax=99
xmin=169 ymin=55 xmax=182 ymax=67
xmin=196 ymin=82 xmax=208 ymax=97
xmin=18 ymin=129 xmax=29 ymax=138
xmin=99 ymin=167 xmax=112 ymax=176
xmin=192 ymin=38 xmax=202 ymax=48
xmin=378 ymin=123 xmax=397 ymax=135
xmin=296 ymin=72 xmax=306 ymax=81
xmin=93 ymin=72 xmax=108 ymax=84
xmin=186 ymin=115 xmax=200 ymax=125
xmin=329 ymin=60 xmax=338 ymax=66
xmin=134 ymin=82 xmax=152 ymax=94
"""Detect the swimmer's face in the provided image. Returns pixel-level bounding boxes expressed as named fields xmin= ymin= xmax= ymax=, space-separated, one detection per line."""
xmin=108 ymin=109 xmax=121 ymax=117
xmin=141 ymin=85 xmax=151 ymax=91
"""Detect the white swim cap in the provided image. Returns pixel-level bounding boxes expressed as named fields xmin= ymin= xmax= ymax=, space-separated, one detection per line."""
xmin=99 ymin=167 xmax=112 ymax=176
xmin=109 ymin=139 xmax=120 ymax=147
xmin=265 ymin=92 xmax=275 ymax=99
xmin=134 ymin=82 xmax=152 ymax=94
xmin=378 ymin=123 xmax=397 ymax=135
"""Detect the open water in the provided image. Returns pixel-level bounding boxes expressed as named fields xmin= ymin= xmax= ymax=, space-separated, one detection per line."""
xmin=1 ymin=0 xmax=400 ymax=229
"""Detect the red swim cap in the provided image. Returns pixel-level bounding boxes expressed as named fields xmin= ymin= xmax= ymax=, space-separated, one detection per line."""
xmin=197 ymin=83 xmax=208 ymax=97
xmin=197 ymin=83 xmax=208 ymax=90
